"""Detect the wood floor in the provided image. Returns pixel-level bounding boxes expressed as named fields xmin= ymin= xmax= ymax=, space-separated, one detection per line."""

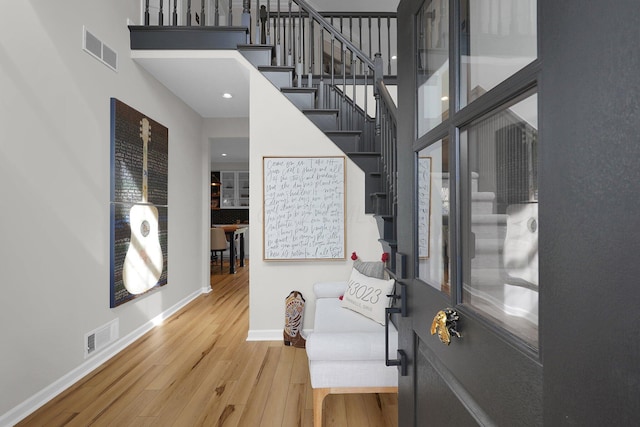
xmin=17 ymin=259 xmax=398 ymax=427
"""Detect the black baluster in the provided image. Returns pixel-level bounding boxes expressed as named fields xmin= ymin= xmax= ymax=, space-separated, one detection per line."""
xmin=309 ymin=19 xmax=314 ymax=79
xmin=368 ymin=17 xmax=372 ymax=58
xmin=187 ymin=0 xmax=191 ymax=25
xmin=173 ymin=0 xmax=178 ymax=25
xmin=378 ymin=17 xmax=381 ymax=55
xmin=387 ymin=17 xmax=391 ymax=74
xmin=349 ymin=17 xmax=353 ymax=45
xmin=144 ymin=0 xmax=150 ymax=25
xmin=266 ymin=0 xmax=270 ymax=45
xmin=276 ymin=0 xmax=281 ymax=65
xmin=201 ymin=0 xmax=205 ymax=26
xmin=260 ymin=5 xmax=267 ymax=44
xmin=319 ymin=24 xmax=324 ymax=108
xmin=359 ymin=17 xmax=362 ymax=51
xmin=331 ymin=35 xmax=335 ymax=85
xmin=159 ymin=0 xmax=163 ymax=26
xmin=287 ymin=0 xmax=292 ymax=66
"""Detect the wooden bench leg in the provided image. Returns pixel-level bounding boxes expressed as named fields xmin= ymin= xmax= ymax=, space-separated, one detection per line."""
xmin=312 ymin=386 xmax=398 ymax=427
xmin=313 ymin=388 xmax=331 ymax=427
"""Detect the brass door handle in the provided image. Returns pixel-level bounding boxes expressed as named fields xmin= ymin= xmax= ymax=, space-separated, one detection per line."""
xmin=431 ymin=309 xmax=461 ymax=345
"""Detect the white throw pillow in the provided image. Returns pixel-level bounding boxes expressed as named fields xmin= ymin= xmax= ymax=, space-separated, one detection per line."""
xmin=341 ymin=268 xmax=395 ymax=325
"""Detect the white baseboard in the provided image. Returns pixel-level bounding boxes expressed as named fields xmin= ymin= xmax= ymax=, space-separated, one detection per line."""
xmin=0 ymin=288 xmax=204 ymax=427
xmin=246 ymin=328 xmax=311 ymax=342
xmin=247 ymin=329 xmax=282 ymax=341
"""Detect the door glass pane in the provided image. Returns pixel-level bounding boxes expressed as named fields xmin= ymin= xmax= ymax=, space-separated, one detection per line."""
xmin=461 ymin=93 xmax=538 ymax=347
xmin=417 ymin=139 xmax=450 ymax=295
xmin=417 ymin=0 xmax=449 ymax=137
xmin=460 ymin=0 xmax=537 ymax=107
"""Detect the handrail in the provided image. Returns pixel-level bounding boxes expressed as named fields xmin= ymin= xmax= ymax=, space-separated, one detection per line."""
xmin=292 ymin=0 xmax=374 ymax=70
xmin=376 ymin=78 xmax=398 ymax=216
xmin=378 ymin=80 xmax=397 ymax=122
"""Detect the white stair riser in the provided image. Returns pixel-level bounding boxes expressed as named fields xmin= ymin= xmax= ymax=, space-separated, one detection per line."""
xmin=471 ymin=215 xmax=507 ymax=239
xmin=471 ymin=192 xmax=496 ymax=214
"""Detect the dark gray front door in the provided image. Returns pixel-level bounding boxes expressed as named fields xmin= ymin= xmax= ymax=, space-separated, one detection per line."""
xmin=395 ymin=0 xmax=542 ymax=424
xmin=395 ymin=0 xmax=640 ymax=425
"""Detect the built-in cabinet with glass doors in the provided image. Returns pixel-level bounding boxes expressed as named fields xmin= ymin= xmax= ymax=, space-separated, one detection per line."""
xmin=220 ymin=171 xmax=250 ymax=208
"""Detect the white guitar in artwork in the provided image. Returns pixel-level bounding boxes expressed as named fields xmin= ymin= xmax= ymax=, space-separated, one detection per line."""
xmin=122 ymin=118 xmax=163 ymax=295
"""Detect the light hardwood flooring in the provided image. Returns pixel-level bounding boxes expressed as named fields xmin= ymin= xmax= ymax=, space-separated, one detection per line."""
xmin=17 ymin=259 xmax=398 ymax=426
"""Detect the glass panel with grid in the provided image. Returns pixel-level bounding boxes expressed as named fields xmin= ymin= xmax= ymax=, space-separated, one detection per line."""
xmin=460 ymin=93 xmax=539 ymax=348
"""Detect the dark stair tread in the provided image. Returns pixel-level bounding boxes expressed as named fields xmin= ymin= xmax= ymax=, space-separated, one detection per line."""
xmin=237 ymin=43 xmax=275 ymax=52
xmin=258 ymin=65 xmax=295 ymax=72
xmin=324 ymin=130 xmax=361 ymax=135
xmin=347 ymin=151 xmax=381 ymax=157
xmin=280 ymin=87 xmax=317 ymax=93
xmin=302 ymin=108 xmax=339 ymax=114
xmin=375 ymin=214 xmax=394 ymax=221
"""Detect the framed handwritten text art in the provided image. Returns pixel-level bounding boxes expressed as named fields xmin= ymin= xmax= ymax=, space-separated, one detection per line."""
xmin=263 ymin=156 xmax=345 ymax=260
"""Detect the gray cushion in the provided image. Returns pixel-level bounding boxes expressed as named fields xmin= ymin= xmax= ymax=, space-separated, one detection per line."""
xmin=353 ymin=259 xmax=386 ymax=279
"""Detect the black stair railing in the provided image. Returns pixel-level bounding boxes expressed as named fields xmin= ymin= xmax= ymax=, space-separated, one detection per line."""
xmin=377 ymin=75 xmax=398 ymax=218
xmin=143 ymin=1 xmax=396 ymax=77
xmin=285 ymin=0 xmax=381 ymax=148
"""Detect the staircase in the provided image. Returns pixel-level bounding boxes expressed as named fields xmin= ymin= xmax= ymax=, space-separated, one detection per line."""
xmin=129 ymin=0 xmax=399 ymax=273
xmin=236 ymin=42 xmax=397 ymax=270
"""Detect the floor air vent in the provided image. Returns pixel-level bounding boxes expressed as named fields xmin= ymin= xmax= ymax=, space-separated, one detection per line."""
xmin=82 ymin=26 xmax=118 ymax=72
xmin=85 ymin=319 xmax=119 ymax=358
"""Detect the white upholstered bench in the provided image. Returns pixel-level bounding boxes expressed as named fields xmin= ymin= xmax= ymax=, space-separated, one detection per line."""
xmin=306 ymin=280 xmax=398 ymax=427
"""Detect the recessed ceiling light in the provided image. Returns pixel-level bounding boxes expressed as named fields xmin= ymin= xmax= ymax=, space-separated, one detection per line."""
xmin=441 ymin=96 xmax=449 ymax=101
xmin=391 ymin=55 xmax=397 ymax=60
xmin=221 ymin=153 xmax=227 ymax=157
xmin=222 ymin=93 xmax=233 ymax=99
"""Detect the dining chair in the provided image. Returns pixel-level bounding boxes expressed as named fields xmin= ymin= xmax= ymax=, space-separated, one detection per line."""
xmin=210 ymin=227 xmax=228 ymax=273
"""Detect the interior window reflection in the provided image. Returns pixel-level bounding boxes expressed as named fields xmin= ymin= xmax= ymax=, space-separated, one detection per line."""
xmin=461 ymin=93 xmax=538 ymax=347
xmin=417 ymin=0 xmax=449 ymax=136
xmin=417 ymin=139 xmax=450 ymax=295
xmin=460 ymin=0 xmax=537 ymax=107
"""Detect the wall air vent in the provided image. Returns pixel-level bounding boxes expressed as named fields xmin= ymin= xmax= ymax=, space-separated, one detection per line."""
xmin=82 ymin=26 xmax=118 ymax=72
xmin=85 ymin=318 xmax=119 ymax=358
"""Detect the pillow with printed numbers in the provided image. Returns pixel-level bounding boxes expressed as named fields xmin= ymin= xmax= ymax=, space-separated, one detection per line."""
xmin=341 ymin=267 xmax=395 ymax=325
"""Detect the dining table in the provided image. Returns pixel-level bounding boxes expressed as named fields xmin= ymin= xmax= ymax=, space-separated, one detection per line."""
xmin=217 ymin=225 xmax=247 ymax=274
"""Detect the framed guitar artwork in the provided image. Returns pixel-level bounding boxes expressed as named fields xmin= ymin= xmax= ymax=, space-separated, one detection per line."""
xmin=110 ymin=99 xmax=168 ymax=308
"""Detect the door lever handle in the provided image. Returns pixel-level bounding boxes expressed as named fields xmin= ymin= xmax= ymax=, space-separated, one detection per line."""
xmin=385 ymin=283 xmax=408 ymax=376
xmin=385 ymin=306 xmax=408 ymax=376
xmin=430 ymin=308 xmax=461 ymax=345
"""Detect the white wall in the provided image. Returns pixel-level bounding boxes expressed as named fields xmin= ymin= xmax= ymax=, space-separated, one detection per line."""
xmin=0 ymin=0 xmax=207 ymax=421
xmin=247 ymin=61 xmax=384 ymax=339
